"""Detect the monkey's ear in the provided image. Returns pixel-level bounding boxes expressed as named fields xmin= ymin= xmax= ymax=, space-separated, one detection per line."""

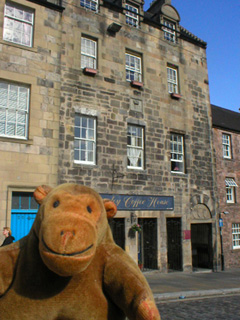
xmin=33 ymin=185 xmax=52 ymax=205
xmin=103 ymin=199 xmax=117 ymax=219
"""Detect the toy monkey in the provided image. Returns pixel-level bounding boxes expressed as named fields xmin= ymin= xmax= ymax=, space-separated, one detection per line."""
xmin=0 ymin=183 xmax=160 ymax=320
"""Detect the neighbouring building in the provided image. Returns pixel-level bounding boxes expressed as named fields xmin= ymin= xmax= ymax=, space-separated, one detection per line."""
xmin=0 ymin=0 xmax=64 ymax=241
xmin=211 ymin=105 xmax=240 ymax=269
xmin=0 ymin=0 xmax=221 ymax=272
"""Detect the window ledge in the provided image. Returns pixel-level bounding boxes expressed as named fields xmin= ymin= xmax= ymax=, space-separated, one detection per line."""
xmin=170 ymin=93 xmax=181 ymax=100
xmin=171 ymin=171 xmax=187 ymax=176
xmin=131 ymin=80 xmax=143 ymax=88
xmin=0 ymin=137 xmax=33 ymax=144
xmin=127 ymin=167 xmax=144 ymax=172
xmin=0 ymin=40 xmax=37 ymax=53
xmin=83 ymin=68 xmax=97 ymax=76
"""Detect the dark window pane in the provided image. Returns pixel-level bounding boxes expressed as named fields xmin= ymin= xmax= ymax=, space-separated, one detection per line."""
xmin=12 ymin=193 xmax=20 ymax=209
xmin=30 ymin=196 xmax=38 ymax=209
xmin=20 ymin=194 xmax=29 ymax=209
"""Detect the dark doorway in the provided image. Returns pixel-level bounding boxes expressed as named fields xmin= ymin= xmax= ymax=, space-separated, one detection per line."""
xmin=191 ymin=223 xmax=213 ymax=270
xmin=109 ymin=218 xmax=125 ymax=250
xmin=138 ymin=218 xmax=158 ymax=271
xmin=167 ymin=218 xmax=183 ymax=271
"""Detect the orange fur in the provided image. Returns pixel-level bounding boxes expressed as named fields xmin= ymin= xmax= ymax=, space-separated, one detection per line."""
xmin=0 ymin=183 xmax=160 ymax=320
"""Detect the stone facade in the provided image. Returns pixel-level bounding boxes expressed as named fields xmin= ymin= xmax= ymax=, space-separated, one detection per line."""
xmin=212 ymin=105 xmax=240 ymax=269
xmin=0 ymin=0 xmax=220 ymax=271
xmin=0 ymin=0 xmax=62 ymax=242
xmin=58 ymin=0 xmax=219 ymax=271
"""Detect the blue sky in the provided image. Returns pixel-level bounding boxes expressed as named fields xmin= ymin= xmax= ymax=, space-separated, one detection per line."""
xmin=144 ymin=0 xmax=240 ymax=113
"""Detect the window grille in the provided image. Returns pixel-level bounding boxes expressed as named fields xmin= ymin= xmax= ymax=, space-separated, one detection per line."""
xmin=232 ymin=223 xmax=240 ymax=249
xmin=125 ymin=53 xmax=142 ymax=82
xmin=127 ymin=125 xmax=144 ymax=169
xmin=80 ymin=0 xmax=98 ymax=11
xmin=170 ymin=133 xmax=184 ymax=173
xmin=222 ymin=134 xmax=231 ymax=159
xmin=74 ymin=115 xmax=96 ymax=164
xmin=0 ymin=81 xmax=29 ymax=139
xmin=125 ymin=4 xmax=138 ymax=27
xmin=167 ymin=66 xmax=178 ymax=94
xmin=163 ymin=19 xmax=176 ymax=43
xmin=225 ymin=178 xmax=238 ymax=203
xmin=81 ymin=37 xmax=97 ymax=69
xmin=3 ymin=2 xmax=34 ymax=47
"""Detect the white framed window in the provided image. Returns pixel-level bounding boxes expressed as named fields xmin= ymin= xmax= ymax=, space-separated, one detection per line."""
xmin=125 ymin=53 xmax=142 ymax=82
xmin=80 ymin=0 xmax=98 ymax=11
xmin=125 ymin=4 xmax=138 ymax=27
xmin=163 ymin=19 xmax=176 ymax=43
xmin=3 ymin=2 xmax=34 ymax=47
xmin=225 ymin=178 xmax=238 ymax=203
xmin=170 ymin=133 xmax=184 ymax=173
xmin=0 ymin=81 xmax=30 ymax=139
xmin=167 ymin=66 xmax=178 ymax=94
xmin=74 ymin=115 xmax=96 ymax=164
xmin=81 ymin=37 xmax=97 ymax=70
xmin=232 ymin=223 xmax=240 ymax=249
xmin=127 ymin=125 xmax=144 ymax=169
xmin=222 ymin=133 xmax=232 ymax=159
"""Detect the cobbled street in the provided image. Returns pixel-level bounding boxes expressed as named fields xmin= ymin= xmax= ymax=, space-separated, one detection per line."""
xmin=157 ymin=294 xmax=240 ymax=320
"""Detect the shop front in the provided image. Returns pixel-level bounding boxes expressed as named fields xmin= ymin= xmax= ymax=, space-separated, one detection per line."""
xmin=102 ymin=193 xmax=174 ymax=271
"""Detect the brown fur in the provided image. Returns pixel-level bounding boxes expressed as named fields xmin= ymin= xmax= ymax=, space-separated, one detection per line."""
xmin=0 ymin=183 xmax=160 ymax=320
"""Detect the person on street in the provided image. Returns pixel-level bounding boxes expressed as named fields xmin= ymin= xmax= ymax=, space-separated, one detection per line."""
xmin=1 ymin=227 xmax=15 ymax=246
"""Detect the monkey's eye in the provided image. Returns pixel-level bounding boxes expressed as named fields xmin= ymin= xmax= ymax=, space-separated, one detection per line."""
xmin=53 ymin=200 xmax=60 ymax=208
xmin=87 ymin=206 xmax=92 ymax=214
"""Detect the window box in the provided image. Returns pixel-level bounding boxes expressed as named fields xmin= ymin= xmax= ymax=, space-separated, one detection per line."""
xmin=171 ymin=93 xmax=181 ymax=99
xmin=83 ymin=67 xmax=97 ymax=75
xmin=131 ymin=80 xmax=143 ymax=88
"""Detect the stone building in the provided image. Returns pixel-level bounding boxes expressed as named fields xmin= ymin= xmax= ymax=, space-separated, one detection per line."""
xmin=0 ymin=0 xmax=220 ymax=272
xmin=58 ymin=0 xmax=219 ymax=272
xmin=0 ymin=0 xmax=63 ymax=241
xmin=211 ymin=105 xmax=240 ymax=269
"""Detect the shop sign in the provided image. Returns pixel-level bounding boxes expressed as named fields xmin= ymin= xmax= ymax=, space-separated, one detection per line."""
xmin=100 ymin=194 xmax=174 ymax=211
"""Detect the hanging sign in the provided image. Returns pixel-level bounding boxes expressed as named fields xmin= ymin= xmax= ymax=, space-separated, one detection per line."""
xmin=100 ymin=194 xmax=174 ymax=211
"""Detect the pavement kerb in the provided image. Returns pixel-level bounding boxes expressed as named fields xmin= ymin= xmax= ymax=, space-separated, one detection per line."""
xmin=154 ymin=288 xmax=240 ymax=302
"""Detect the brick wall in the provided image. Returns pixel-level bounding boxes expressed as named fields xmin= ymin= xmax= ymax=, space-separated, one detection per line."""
xmin=213 ymin=127 xmax=240 ymax=268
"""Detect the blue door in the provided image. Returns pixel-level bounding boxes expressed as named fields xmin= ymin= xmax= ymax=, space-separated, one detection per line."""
xmin=11 ymin=192 xmax=39 ymax=242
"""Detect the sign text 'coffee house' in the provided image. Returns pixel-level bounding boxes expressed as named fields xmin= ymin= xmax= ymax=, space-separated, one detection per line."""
xmin=101 ymin=194 xmax=174 ymax=211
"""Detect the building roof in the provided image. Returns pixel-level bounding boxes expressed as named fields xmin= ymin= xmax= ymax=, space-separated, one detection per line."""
xmin=179 ymin=26 xmax=207 ymax=48
xmin=211 ymin=104 xmax=240 ymax=133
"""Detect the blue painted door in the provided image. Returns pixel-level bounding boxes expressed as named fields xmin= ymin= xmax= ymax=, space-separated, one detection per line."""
xmin=11 ymin=192 xmax=39 ymax=242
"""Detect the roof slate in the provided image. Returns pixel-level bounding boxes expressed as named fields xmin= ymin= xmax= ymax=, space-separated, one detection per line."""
xmin=211 ymin=104 xmax=240 ymax=133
